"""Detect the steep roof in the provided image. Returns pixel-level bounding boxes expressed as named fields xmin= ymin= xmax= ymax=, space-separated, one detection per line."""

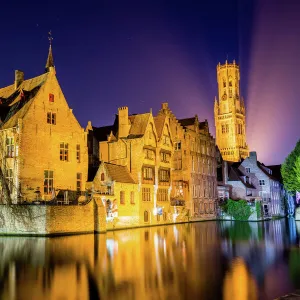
xmin=228 ymin=165 xmax=256 ymax=189
xmin=0 ymin=73 xmax=48 ymax=129
xmin=257 ymin=161 xmax=278 ymax=181
xmin=128 ymin=113 xmax=150 ymax=138
xmin=104 ymin=162 xmax=135 ymax=183
xmin=178 ymin=117 xmax=196 ymax=127
xmin=267 ymin=164 xmax=283 ymax=183
xmin=154 ymin=114 xmax=166 ymax=138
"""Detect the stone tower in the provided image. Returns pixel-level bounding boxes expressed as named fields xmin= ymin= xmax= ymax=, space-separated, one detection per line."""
xmin=214 ymin=60 xmax=249 ymax=162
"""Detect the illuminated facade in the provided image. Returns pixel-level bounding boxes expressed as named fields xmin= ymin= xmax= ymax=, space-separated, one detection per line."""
xmin=214 ymin=60 xmax=249 ymax=162
xmin=157 ymin=103 xmax=217 ymax=219
xmin=0 ymin=46 xmax=88 ymax=202
xmin=87 ymin=103 xmax=217 ymax=225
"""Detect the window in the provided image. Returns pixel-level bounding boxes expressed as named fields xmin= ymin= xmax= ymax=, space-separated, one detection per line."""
xmin=143 ymin=167 xmax=153 ymax=180
xmin=6 ymin=137 xmax=14 ymax=158
xmin=157 ymin=189 xmax=168 ymax=201
xmin=223 ymin=81 xmax=226 ymax=88
xmin=49 ymin=93 xmax=54 ymax=102
xmin=142 ymin=188 xmax=151 ymax=201
xmin=120 ymin=191 xmax=125 ymax=204
xmin=76 ymin=173 xmax=82 ymax=191
xmin=245 ymin=167 xmax=250 ymax=173
xmin=44 ymin=170 xmax=53 ymax=194
xmin=157 ymin=214 xmax=160 ymax=222
xmin=76 ymin=144 xmax=80 ymax=163
xmin=145 ymin=149 xmax=155 ymax=160
xmin=5 ymin=168 xmax=13 ymax=191
xmin=175 ymin=142 xmax=181 ymax=150
xmin=130 ymin=191 xmax=135 ymax=204
xmin=229 ymin=88 xmax=232 ymax=98
xmin=161 ymin=152 xmax=170 ymax=163
xmin=101 ymin=173 xmax=105 ymax=181
xmin=174 ymin=158 xmax=182 ymax=170
xmin=225 ymin=124 xmax=229 ymax=133
xmin=259 ymin=180 xmax=265 ymax=186
xmin=229 ymin=81 xmax=232 ymax=87
xmin=60 ymin=143 xmax=69 ymax=161
xmin=159 ymin=169 xmax=170 ymax=182
xmin=47 ymin=112 xmax=56 ymax=125
xmin=221 ymin=125 xmax=225 ymax=134
xmin=144 ymin=210 xmax=149 ymax=222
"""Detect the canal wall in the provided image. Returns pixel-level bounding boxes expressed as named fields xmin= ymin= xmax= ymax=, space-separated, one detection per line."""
xmin=0 ymin=201 xmax=95 ymax=236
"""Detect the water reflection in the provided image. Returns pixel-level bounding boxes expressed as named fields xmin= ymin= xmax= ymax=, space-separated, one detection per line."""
xmin=0 ymin=220 xmax=300 ymax=299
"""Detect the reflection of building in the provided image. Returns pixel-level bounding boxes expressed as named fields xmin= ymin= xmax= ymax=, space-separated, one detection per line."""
xmin=214 ymin=60 xmax=249 ymax=162
xmin=0 ymin=44 xmax=88 ymax=202
xmin=223 ymin=258 xmax=258 ymax=300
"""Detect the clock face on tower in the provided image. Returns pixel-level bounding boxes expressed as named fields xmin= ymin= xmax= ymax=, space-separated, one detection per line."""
xmin=222 ymin=94 xmax=227 ymax=101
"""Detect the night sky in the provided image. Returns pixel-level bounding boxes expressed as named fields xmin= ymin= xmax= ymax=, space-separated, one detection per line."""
xmin=0 ymin=0 xmax=299 ymax=165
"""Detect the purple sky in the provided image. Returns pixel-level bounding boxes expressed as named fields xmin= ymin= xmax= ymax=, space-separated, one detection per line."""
xmin=0 ymin=0 xmax=298 ymax=165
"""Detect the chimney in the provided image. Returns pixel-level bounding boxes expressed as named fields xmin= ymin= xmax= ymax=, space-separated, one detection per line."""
xmin=161 ymin=102 xmax=168 ymax=110
xmin=14 ymin=70 xmax=24 ymax=90
xmin=249 ymin=151 xmax=257 ymax=162
xmin=118 ymin=106 xmax=130 ymax=138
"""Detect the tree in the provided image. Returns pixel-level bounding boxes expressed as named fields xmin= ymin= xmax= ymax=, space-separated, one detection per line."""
xmin=281 ymin=140 xmax=300 ymax=194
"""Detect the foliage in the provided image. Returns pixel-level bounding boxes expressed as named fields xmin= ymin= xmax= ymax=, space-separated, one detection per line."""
xmin=289 ymin=249 xmax=300 ymax=285
xmin=281 ymin=140 xmax=300 ymax=195
xmin=221 ymin=199 xmax=253 ymax=221
xmin=256 ymin=201 xmax=262 ymax=219
xmin=226 ymin=222 xmax=252 ymax=241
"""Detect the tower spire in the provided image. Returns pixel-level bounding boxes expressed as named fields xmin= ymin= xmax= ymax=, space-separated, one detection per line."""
xmin=45 ymin=31 xmax=55 ymax=72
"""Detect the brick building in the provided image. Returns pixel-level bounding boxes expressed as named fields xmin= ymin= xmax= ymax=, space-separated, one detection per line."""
xmin=0 ymin=45 xmax=88 ymax=202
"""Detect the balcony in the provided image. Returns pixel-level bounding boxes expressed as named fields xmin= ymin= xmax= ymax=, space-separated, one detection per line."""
xmin=94 ymin=186 xmax=113 ymax=196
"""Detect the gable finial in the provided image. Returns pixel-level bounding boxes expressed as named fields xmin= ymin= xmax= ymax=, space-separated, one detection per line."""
xmin=45 ymin=30 xmax=55 ymax=73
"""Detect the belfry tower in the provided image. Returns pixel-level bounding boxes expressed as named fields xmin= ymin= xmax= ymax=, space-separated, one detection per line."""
xmin=214 ymin=60 xmax=249 ymax=162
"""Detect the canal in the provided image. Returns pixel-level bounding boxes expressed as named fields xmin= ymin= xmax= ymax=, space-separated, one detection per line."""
xmin=0 ymin=219 xmax=299 ymax=299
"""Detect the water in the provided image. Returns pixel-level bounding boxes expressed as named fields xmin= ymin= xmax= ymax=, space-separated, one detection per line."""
xmin=0 ymin=219 xmax=299 ymax=300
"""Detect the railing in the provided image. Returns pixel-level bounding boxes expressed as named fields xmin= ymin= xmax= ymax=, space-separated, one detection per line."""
xmin=170 ymin=199 xmax=185 ymax=206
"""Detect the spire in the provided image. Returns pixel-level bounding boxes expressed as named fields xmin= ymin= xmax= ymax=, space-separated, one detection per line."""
xmin=45 ymin=31 xmax=55 ymax=73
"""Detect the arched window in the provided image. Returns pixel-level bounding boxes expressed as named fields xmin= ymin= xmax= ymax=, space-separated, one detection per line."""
xmin=101 ymin=173 xmax=105 ymax=181
xmin=144 ymin=210 xmax=149 ymax=223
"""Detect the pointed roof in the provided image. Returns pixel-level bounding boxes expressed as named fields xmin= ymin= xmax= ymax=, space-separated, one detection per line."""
xmin=154 ymin=114 xmax=166 ymax=138
xmin=45 ymin=45 xmax=54 ymax=72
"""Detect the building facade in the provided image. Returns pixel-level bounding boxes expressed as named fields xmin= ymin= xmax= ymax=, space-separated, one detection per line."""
xmin=0 ymin=46 xmax=88 ymax=203
xmin=214 ymin=60 xmax=249 ymax=162
xmin=87 ymin=103 xmax=218 ymax=226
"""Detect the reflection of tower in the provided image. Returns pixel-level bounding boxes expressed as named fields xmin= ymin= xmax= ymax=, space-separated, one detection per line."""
xmin=214 ymin=60 xmax=249 ymax=162
xmin=223 ymin=258 xmax=257 ymax=300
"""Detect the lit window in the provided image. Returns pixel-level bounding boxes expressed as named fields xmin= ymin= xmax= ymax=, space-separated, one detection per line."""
xmin=120 ymin=191 xmax=125 ymax=204
xmin=49 ymin=93 xmax=54 ymax=102
xmin=143 ymin=167 xmax=153 ymax=180
xmin=60 ymin=143 xmax=69 ymax=161
xmin=76 ymin=173 xmax=82 ymax=191
xmin=44 ymin=170 xmax=53 ymax=194
xmin=259 ymin=180 xmax=265 ymax=186
xmin=159 ymin=169 xmax=170 ymax=182
xmin=76 ymin=144 xmax=80 ymax=163
xmin=6 ymin=137 xmax=14 ymax=158
xmin=142 ymin=188 xmax=151 ymax=201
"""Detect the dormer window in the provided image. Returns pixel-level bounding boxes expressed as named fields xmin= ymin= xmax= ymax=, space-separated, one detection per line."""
xmin=245 ymin=167 xmax=250 ymax=173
